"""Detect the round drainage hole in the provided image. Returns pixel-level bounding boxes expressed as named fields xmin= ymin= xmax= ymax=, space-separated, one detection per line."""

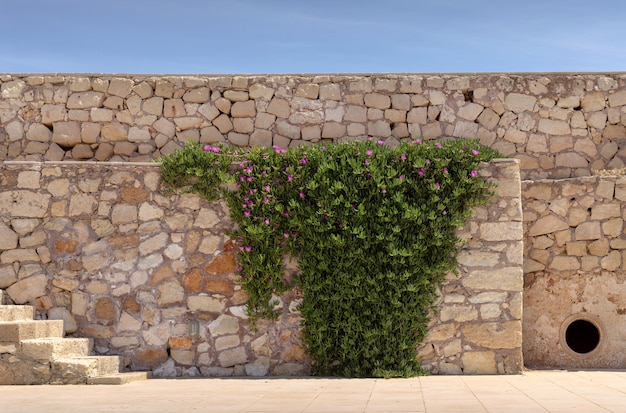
xmin=565 ymin=319 xmax=600 ymax=354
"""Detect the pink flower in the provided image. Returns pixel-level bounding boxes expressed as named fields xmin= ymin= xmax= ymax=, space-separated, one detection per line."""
xmin=435 ymin=182 xmax=440 ymax=189
xmin=299 ymin=192 xmax=305 ymax=198
xmin=244 ymin=210 xmax=251 ymax=217
xmin=443 ymin=167 xmax=448 ymax=174
xmin=377 ymin=140 xmax=385 ymax=145
xmin=247 ymin=177 xmax=253 ymax=182
xmin=264 ymin=219 xmax=270 ymax=225
xmin=382 ymin=189 xmax=387 ymax=194
xmin=443 ymin=210 xmax=447 ymax=215
xmin=263 ymin=198 xmax=269 ymax=204
xmin=399 ymin=175 xmax=404 ymax=181
xmin=418 ymin=168 xmax=425 ymax=176
xmin=400 ymin=154 xmax=406 ymax=161
xmin=416 ymin=139 xmax=422 ymax=144
xmin=283 ymin=210 xmax=290 ymax=216
xmin=244 ymin=245 xmax=252 ymax=252
xmin=283 ymin=232 xmax=289 ymax=238
xmin=288 ymin=174 xmax=293 ymax=182
xmin=366 ymin=150 xmax=373 ymax=156
xmin=299 ymin=157 xmax=308 ymax=164
xmin=321 ymin=146 xmax=327 ymax=151
xmin=435 ymin=143 xmax=441 ymax=148
xmin=426 ymin=159 xmax=431 ymax=165
xmin=472 ymin=149 xmax=480 ymax=156
xmin=265 ymin=185 xmax=271 ymax=192
xmin=470 ymin=170 xmax=478 ymax=177
xmin=365 ymin=159 xmax=370 ymax=165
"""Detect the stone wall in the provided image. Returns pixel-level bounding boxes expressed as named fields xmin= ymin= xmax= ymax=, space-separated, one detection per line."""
xmin=1 ymin=73 xmax=626 ymax=179
xmin=0 ymin=159 xmax=523 ymax=376
xmin=522 ymin=176 xmax=626 ymax=368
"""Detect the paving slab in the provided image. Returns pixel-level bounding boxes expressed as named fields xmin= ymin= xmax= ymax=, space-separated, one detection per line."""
xmin=1 ymin=370 xmax=626 ymax=412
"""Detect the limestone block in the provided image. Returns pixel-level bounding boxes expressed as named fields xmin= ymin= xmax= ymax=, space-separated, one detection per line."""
xmin=301 ymin=125 xmax=321 ymax=141
xmin=479 ymin=222 xmax=522 ymax=241
xmin=504 ymin=93 xmax=536 ymax=113
xmin=100 ymin=123 xmax=128 ymax=142
xmin=549 ymin=256 xmax=580 ymax=271
xmin=602 ymin=218 xmax=622 ymax=238
xmin=231 ymin=100 xmax=256 ymax=118
xmin=603 ymin=125 xmax=626 ymax=140
xmin=51 ymin=121 xmax=81 ymax=147
xmin=364 ymin=93 xmax=391 ymax=109
xmin=575 ymin=222 xmax=602 ymax=240
xmin=458 ymin=103 xmax=484 ymax=121
xmin=249 ymin=129 xmax=273 ymax=147
xmin=107 ymin=78 xmax=133 ymax=98
xmin=581 ymin=92 xmax=606 ymax=112
xmin=462 ymin=321 xmax=521 ymax=349
xmin=601 ymin=250 xmax=621 ymax=271
xmin=527 ymin=215 xmax=569 ymax=236
xmin=6 ymin=273 xmax=48 ymax=304
xmin=462 ymin=267 xmax=522 ymax=291
xmin=139 ymin=233 xmax=168 ymax=256
xmin=588 ymin=239 xmax=610 ymax=256
xmin=255 ymin=112 xmax=276 ymax=129
xmin=233 ymin=118 xmax=254 ymax=134
xmin=1 ymin=79 xmax=26 ymax=98
xmin=452 ymin=121 xmax=479 ymax=139
xmin=344 ymin=105 xmax=367 ymax=122
xmin=538 ymin=119 xmax=571 ymax=135
xmin=0 ymin=191 xmax=50 ymax=218
xmin=385 ymin=108 xmax=407 ymax=123
xmin=295 ymin=84 xmax=319 ymax=99
xmin=157 ymin=280 xmax=184 ymax=305
xmin=215 ymin=335 xmax=241 ymax=351
xmin=223 ymin=90 xmax=249 ymax=102
xmin=591 ymin=203 xmax=621 ymax=220
xmin=187 ymin=296 xmax=225 ymax=313
xmin=555 ymin=152 xmax=587 ymax=168
xmin=218 ymin=347 xmax=248 ymax=368
xmin=267 ymin=98 xmax=290 ymax=118
xmin=212 ymin=114 xmax=234 ymax=134
xmin=462 ymin=351 xmax=497 ymax=374
xmin=183 ymin=87 xmax=210 ymax=103
xmin=209 ymin=315 xmax=240 ymax=336
xmin=153 ymin=118 xmax=176 ymax=138
xmin=557 ymin=96 xmax=580 ymax=108
xmin=367 ymin=120 xmax=391 ymax=137
xmin=249 ymin=83 xmax=275 ymax=100
xmin=164 ymin=99 xmax=186 ymax=117
xmin=565 ymin=241 xmax=587 ymax=256
xmin=0 ymin=265 xmax=18 ymax=288
xmin=608 ymin=90 xmax=626 ymax=107
xmin=586 ymin=111 xmax=607 ymax=129
xmin=440 ymin=305 xmax=477 ymax=322
xmin=66 ymin=92 xmax=104 ymax=109
xmin=321 ymin=122 xmax=346 ymax=139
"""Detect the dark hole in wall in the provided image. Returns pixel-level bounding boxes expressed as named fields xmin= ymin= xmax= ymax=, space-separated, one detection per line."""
xmin=565 ymin=319 xmax=600 ymax=354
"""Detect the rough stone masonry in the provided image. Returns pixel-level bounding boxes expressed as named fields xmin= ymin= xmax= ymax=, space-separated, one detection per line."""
xmin=1 ymin=73 xmax=626 ymax=179
xmin=0 ymin=158 xmax=523 ymax=377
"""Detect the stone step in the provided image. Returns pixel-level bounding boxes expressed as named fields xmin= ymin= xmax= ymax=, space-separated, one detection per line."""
xmin=0 ymin=305 xmax=35 ymax=321
xmin=0 ymin=320 xmax=65 ymax=342
xmin=20 ymin=338 xmax=93 ymax=362
xmin=52 ymin=356 xmax=123 ymax=382
xmin=87 ymin=371 xmax=151 ymax=385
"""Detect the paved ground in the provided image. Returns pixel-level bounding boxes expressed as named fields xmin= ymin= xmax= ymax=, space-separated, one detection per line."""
xmin=1 ymin=370 xmax=626 ymax=412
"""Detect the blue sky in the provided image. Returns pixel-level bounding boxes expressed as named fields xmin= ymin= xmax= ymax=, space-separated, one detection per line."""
xmin=2 ymin=0 xmax=625 ymax=74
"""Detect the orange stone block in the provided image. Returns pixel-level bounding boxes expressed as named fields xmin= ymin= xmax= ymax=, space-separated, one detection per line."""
xmin=204 ymin=279 xmax=234 ymax=295
xmin=134 ymin=347 xmax=168 ymax=369
xmin=109 ymin=233 xmax=139 ymax=247
xmin=121 ymin=187 xmax=148 ymax=203
xmin=149 ymin=264 xmax=174 ymax=286
xmin=183 ymin=268 xmax=203 ymax=293
xmin=282 ymin=344 xmax=307 ymax=362
xmin=55 ymin=239 xmax=78 ymax=253
xmin=168 ymin=337 xmax=193 ymax=349
xmin=205 ymin=253 xmax=237 ymax=274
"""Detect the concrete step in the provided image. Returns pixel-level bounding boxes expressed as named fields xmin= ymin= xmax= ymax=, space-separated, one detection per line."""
xmin=0 ymin=320 xmax=64 ymax=342
xmin=52 ymin=356 xmax=123 ymax=381
xmin=87 ymin=371 xmax=151 ymax=385
xmin=0 ymin=305 xmax=35 ymax=321
xmin=20 ymin=338 xmax=93 ymax=362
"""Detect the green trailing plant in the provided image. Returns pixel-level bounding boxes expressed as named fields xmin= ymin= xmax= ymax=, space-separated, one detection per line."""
xmin=159 ymin=138 xmax=501 ymax=378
